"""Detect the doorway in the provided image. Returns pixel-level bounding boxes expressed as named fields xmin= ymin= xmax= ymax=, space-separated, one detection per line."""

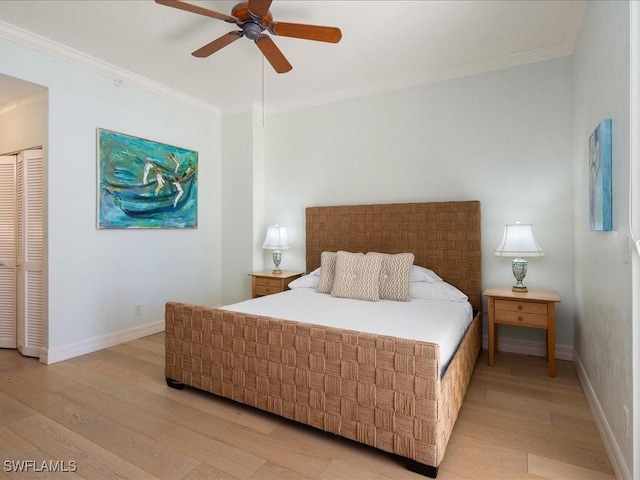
xmin=0 ymin=149 xmax=44 ymax=358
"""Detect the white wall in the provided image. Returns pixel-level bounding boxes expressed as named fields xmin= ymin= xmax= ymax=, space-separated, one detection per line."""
xmin=262 ymin=57 xmax=575 ymax=349
xmin=572 ymin=1 xmax=633 ymax=476
xmin=0 ymin=36 xmax=222 ymax=361
xmin=221 ymin=111 xmax=254 ymax=304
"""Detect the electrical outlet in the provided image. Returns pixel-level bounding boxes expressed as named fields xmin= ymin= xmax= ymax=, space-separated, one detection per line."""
xmin=134 ymin=304 xmax=142 ymax=316
xmin=624 ymin=405 xmax=630 ymax=439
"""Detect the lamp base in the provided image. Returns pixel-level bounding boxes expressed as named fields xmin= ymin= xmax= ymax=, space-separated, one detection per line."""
xmin=511 ymin=257 xmax=528 ymax=292
xmin=271 ymin=250 xmax=283 ymax=275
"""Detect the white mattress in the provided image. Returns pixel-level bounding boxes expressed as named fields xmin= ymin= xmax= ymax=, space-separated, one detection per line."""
xmin=221 ymin=288 xmax=473 ymax=376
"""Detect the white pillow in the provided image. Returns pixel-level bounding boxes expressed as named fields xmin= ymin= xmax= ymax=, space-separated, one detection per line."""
xmin=288 ymin=272 xmax=320 ymax=289
xmin=331 ymin=251 xmax=382 ymax=302
xmin=410 ymin=281 xmax=468 ymax=302
xmin=410 ymin=265 xmax=442 ymax=283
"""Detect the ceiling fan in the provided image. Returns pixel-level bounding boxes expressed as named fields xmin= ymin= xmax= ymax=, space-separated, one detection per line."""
xmin=155 ymin=0 xmax=342 ymax=73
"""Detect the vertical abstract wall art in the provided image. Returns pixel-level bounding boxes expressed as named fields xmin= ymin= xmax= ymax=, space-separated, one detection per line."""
xmin=589 ymin=119 xmax=612 ymax=231
xmin=98 ymin=129 xmax=198 ymax=229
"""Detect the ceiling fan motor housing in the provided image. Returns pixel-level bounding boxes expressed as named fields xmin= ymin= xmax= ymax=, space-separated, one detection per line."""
xmin=232 ymin=2 xmax=273 ymax=40
xmin=242 ymin=21 xmax=263 ymax=40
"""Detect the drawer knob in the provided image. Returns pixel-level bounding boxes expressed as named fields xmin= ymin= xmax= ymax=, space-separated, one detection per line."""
xmin=517 ymin=305 xmax=523 ymax=310
xmin=518 ymin=316 xmax=523 ymax=321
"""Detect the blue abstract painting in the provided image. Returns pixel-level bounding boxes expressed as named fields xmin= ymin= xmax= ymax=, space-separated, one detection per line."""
xmin=589 ymin=119 xmax=612 ymax=231
xmin=98 ymin=129 xmax=198 ymax=228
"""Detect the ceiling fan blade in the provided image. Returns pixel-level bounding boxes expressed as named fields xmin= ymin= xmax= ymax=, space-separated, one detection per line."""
xmin=247 ymin=0 xmax=273 ymax=18
xmin=255 ymin=35 xmax=292 ymax=74
xmin=192 ymin=32 xmax=243 ymax=58
xmin=155 ymin=0 xmax=237 ymax=23
xmin=269 ymin=22 xmax=342 ymax=43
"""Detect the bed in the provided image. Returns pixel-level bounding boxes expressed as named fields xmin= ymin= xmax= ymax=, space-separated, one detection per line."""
xmin=165 ymin=201 xmax=482 ymax=477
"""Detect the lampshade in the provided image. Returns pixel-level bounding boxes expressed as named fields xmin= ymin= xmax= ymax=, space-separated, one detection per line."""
xmin=494 ymin=223 xmax=544 ymax=258
xmin=262 ymin=224 xmax=291 ymax=250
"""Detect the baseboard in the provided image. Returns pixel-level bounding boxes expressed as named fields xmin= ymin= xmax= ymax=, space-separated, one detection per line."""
xmin=573 ymin=352 xmax=630 ymax=480
xmin=18 ymin=342 xmax=42 ymax=359
xmin=481 ymin=334 xmax=574 ymax=361
xmin=41 ymin=320 xmax=164 ymax=365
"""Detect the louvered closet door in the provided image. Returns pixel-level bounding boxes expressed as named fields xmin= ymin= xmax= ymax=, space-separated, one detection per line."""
xmin=16 ymin=150 xmax=43 ymax=358
xmin=0 ymin=156 xmax=16 ymax=348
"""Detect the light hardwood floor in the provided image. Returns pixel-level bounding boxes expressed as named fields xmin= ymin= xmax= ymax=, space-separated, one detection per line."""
xmin=0 ymin=333 xmax=614 ymax=480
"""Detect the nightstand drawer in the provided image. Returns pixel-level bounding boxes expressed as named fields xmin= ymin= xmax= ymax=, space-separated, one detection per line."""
xmin=255 ymin=285 xmax=280 ymax=296
xmin=255 ymin=277 xmax=282 ymax=288
xmin=494 ymin=310 xmax=548 ymax=327
xmin=495 ymin=299 xmax=547 ymax=315
xmin=249 ymin=271 xmax=304 ymax=299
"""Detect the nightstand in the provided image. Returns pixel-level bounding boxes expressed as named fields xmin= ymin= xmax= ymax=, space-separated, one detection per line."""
xmin=249 ymin=271 xmax=303 ymax=298
xmin=483 ymin=286 xmax=562 ymax=377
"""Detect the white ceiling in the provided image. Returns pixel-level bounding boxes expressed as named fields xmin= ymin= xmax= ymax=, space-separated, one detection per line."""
xmin=0 ymin=0 xmax=586 ymax=115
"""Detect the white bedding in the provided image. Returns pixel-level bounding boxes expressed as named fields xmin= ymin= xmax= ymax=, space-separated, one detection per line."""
xmin=221 ymin=288 xmax=473 ymax=376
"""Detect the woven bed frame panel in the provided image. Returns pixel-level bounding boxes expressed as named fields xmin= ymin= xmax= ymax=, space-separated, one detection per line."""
xmin=165 ymin=201 xmax=482 ymax=470
xmin=306 ymin=201 xmax=482 ymax=311
xmin=165 ymin=302 xmax=481 ymax=468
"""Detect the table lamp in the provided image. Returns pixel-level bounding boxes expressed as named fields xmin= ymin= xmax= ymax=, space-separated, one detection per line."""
xmin=262 ymin=224 xmax=291 ymax=274
xmin=494 ymin=222 xmax=544 ymax=292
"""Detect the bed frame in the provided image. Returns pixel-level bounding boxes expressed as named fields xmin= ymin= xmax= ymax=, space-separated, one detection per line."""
xmin=165 ymin=201 xmax=482 ymax=477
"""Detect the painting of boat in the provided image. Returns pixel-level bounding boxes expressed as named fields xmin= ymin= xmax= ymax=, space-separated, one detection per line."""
xmin=98 ymin=129 xmax=198 ymax=228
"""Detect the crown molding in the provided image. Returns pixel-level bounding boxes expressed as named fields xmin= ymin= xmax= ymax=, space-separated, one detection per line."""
xmin=0 ymin=0 xmax=586 ymax=119
xmin=0 ymin=20 xmax=221 ymax=117
xmin=266 ymin=41 xmax=577 ymax=116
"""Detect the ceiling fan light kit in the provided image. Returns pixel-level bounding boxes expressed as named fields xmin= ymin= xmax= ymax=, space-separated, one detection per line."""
xmin=156 ymin=0 xmax=342 ymax=73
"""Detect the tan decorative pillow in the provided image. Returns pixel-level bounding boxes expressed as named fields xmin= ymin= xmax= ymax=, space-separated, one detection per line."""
xmin=315 ymin=251 xmax=337 ymax=293
xmin=368 ymin=252 xmax=414 ymax=302
xmin=331 ymin=251 xmax=382 ymax=302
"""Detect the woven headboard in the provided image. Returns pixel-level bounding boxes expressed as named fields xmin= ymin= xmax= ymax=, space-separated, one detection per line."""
xmin=305 ymin=201 xmax=482 ymax=311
